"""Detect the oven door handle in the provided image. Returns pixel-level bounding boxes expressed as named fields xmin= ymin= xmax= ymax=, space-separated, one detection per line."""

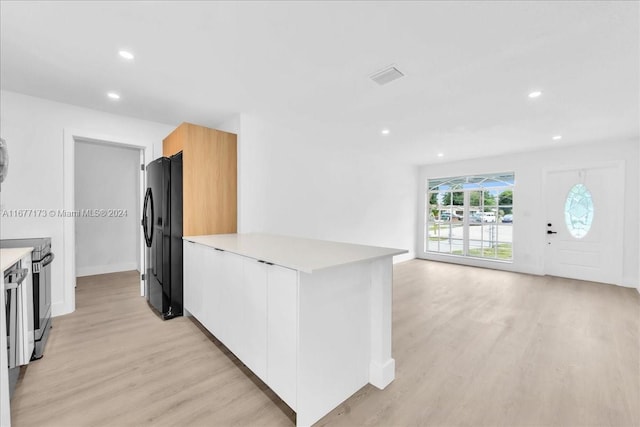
xmin=41 ymin=252 xmax=55 ymax=268
xmin=4 ymin=282 xmax=19 ymax=291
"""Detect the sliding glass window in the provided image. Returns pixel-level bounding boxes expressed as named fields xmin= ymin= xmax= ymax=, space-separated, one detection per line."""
xmin=426 ymin=172 xmax=514 ymax=261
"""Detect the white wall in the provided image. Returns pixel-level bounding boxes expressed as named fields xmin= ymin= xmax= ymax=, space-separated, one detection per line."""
xmin=0 ymin=90 xmax=174 ymax=316
xmin=74 ymin=140 xmax=141 ymax=276
xmin=234 ymin=113 xmax=417 ymax=262
xmin=418 ymin=139 xmax=639 ymax=287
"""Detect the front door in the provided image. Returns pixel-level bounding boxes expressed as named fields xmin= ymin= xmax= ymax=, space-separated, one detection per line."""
xmin=544 ymin=163 xmax=624 ymax=285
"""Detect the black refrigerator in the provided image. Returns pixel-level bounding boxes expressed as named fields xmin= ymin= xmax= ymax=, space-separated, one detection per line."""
xmin=142 ymin=152 xmax=183 ymax=320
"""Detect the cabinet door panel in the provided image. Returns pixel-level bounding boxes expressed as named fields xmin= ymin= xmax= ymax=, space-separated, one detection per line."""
xmin=17 ymin=255 xmax=34 ymax=365
xmin=267 ymin=265 xmax=298 ymax=409
xmin=183 ymin=241 xmax=203 ymax=320
xmin=241 ymin=258 xmax=268 ymax=381
xmin=216 ymin=251 xmax=244 ymax=355
xmin=200 ymin=246 xmax=222 ymax=334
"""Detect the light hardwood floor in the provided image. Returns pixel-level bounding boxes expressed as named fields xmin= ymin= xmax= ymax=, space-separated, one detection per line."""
xmin=10 ymin=260 xmax=639 ymax=427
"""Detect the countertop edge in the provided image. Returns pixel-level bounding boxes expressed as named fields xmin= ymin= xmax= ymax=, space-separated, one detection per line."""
xmin=183 ymin=234 xmax=407 ymax=274
xmin=1 ymin=247 xmax=33 ymax=272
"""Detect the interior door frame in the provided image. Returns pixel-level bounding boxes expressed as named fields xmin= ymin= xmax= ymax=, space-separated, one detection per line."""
xmin=62 ymin=128 xmax=149 ymax=315
xmin=542 ymin=160 xmax=625 ymax=285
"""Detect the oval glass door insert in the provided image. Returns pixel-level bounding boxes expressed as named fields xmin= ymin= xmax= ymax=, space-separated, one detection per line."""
xmin=564 ymin=184 xmax=594 ymax=239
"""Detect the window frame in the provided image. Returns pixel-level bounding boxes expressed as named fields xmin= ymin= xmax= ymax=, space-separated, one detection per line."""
xmin=423 ymin=172 xmax=515 ymax=263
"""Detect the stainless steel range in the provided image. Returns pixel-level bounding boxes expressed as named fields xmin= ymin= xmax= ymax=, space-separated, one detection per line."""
xmin=1 ymin=237 xmax=54 ymax=360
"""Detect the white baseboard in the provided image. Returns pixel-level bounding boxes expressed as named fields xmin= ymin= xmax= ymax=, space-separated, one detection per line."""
xmin=620 ymin=276 xmax=639 ymax=290
xmin=76 ymin=262 xmax=138 ymax=277
xmin=52 ymin=300 xmax=72 ymax=317
xmin=418 ymin=253 xmax=543 ymax=276
xmin=393 ymin=253 xmax=415 ymax=264
xmin=369 ymin=358 xmax=395 ymax=389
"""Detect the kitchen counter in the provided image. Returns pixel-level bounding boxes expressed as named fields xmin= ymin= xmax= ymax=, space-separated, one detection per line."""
xmin=1 ymin=247 xmax=33 ymax=272
xmin=1 ymin=246 xmax=32 ymax=427
xmin=183 ymin=233 xmax=407 ymax=273
xmin=183 ymin=234 xmax=406 ymax=426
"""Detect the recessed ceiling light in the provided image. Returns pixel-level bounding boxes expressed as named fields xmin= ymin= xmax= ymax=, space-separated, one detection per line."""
xmin=437 ymin=153 xmax=444 ymax=158
xmin=118 ymin=50 xmax=134 ymax=60
xmin=107 ymin=92 xmax=120 ymax=100
xmin=381 ymin=129 xmax=390 ymax=135
xmin=552 ymin=135 xmax=562 ymax=141
xmin=528 ymin=91 xmax=542 ymax=98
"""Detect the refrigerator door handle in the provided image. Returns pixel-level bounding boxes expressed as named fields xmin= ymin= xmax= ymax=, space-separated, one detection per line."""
xmin=142 ymin=188 xmax=149 ymax=245
xmin=143 ymin=187 xmax=154 ymax=247
xmin=40 ymin=252 xmax=55 ymax=268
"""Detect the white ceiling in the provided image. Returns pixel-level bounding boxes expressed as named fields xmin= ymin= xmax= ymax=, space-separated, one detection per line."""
xmin=1 ymin=1 xmax=638 ymax=164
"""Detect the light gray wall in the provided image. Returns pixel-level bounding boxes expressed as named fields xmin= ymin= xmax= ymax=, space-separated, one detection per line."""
xmin=0 ymin=90 xmax=174 ymax=315
xmin=234 ymin=113 xmax=417 ymax=263
xmin=74 ymin=140 xmax=140 ymax=276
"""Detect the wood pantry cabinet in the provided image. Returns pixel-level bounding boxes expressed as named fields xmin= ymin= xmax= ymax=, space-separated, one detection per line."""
xmin=162 ymin=122 xmax=237 ymax=236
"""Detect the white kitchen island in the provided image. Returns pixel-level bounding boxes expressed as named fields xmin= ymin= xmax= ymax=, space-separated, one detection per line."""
xmin=183 ymin=233 xmax=406 ymax=427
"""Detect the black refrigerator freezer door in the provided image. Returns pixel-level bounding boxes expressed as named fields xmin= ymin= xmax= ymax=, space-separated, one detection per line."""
xmin=144 ymin=157 xmax=171 ymax=318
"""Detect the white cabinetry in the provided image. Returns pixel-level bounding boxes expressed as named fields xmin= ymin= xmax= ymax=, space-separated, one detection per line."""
xmin=183 ymin=240 xmax=204 ymax=320
xmin=183 ymin=234 xmax=404 ymax=427
xmin=1 ymin=247 xmax=35 ymax=427
xmin=183 ymin=241 xmax=298 ymax=408
xmin=214 ymin=251 xmax=243 ymax=356
xmin=17 ymin=254 xmax=34 ymax=366
xmin=240 ymin=258 xmax=268 ymax=381
xmin=238 ymin=258 xmax=297 ymax=405
xmin=267 ymin=264 xmax=297 ymax=409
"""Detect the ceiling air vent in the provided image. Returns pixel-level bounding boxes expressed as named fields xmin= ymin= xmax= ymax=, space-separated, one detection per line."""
xmin=370 ymin=65 xmax=405 ymax=86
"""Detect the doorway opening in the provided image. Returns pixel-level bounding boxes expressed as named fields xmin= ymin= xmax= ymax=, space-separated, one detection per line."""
xmin=62 ymin=130 xmax=149 ymax=315
xmin=74 ymin=139 xmax=142 ymax=279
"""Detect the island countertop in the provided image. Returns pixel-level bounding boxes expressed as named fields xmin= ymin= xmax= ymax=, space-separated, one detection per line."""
xmin=1 ymin=247 xmax=33 ymax=272
xmin=183 ymin=233 xmax=407 ymax=274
